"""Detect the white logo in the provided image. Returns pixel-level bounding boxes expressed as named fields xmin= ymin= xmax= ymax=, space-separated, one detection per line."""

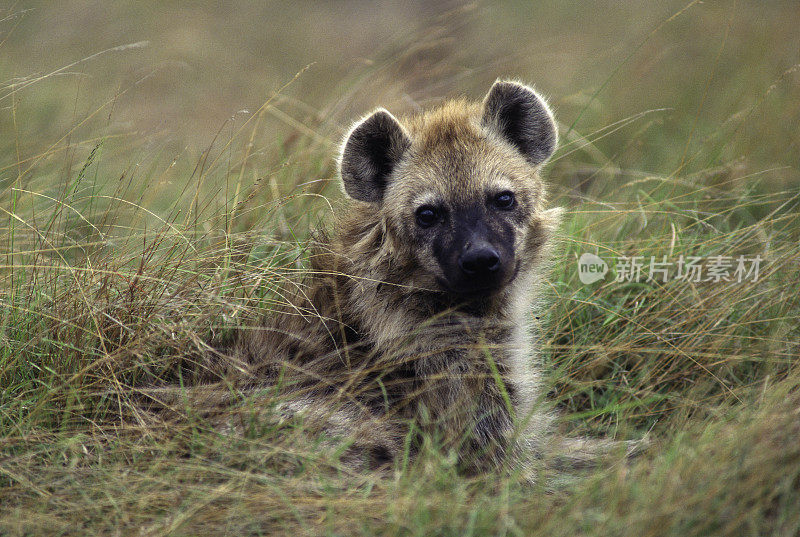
xmin=578 ymin=253 xmax=608 ymax=284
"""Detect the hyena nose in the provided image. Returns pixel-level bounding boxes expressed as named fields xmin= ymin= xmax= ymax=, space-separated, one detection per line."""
xmin=459 ymin=246 xmax=501 ymax=275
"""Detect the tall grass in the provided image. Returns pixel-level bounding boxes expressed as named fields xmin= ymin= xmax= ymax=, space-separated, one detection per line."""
xmin=1 ymin=1 xmax=799 ymax=535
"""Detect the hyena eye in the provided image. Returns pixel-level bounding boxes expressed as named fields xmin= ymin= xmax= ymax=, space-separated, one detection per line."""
xmin=415 ymin=205 xmax=440 ymax=228
xmin=493 ymin=191 xmax=516 ymax=210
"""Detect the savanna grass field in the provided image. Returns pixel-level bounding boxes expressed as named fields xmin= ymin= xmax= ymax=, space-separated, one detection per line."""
xmin=2 ymin=1 xmax=799 ymax=535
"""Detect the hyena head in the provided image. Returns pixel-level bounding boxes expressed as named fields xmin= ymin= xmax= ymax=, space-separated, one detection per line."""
xmin=339 ymin=80 xmax=560 ymax=301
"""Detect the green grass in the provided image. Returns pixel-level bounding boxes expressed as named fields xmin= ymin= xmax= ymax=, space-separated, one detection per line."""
xmin=1 ymin=1 xmax=799 ymax=535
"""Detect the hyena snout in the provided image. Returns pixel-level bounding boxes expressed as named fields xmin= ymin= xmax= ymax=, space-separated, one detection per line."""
xmin=458 ymin=242 xmax=501 ymax=276
xmin=443 ymin=225 xmax=515 ymax=295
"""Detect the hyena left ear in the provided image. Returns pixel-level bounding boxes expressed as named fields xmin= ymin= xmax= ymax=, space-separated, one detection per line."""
xmin=339 ymin=109 xmax=411 ymax=203
xmin=482 ymin=80 xmax=558 ymax=166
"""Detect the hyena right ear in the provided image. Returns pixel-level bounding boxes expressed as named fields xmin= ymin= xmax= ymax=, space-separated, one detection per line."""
xmin=482 ymin=80 xmax=558 ymax=166
xmin=339 ymin=109 xmax=411 ymax=203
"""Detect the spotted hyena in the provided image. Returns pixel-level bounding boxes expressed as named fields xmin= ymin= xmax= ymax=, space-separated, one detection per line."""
xmin=217 ymin=80 xmax=571 ymax=472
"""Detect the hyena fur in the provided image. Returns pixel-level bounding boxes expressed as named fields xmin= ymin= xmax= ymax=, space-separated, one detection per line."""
xmin=213 ymin=79 xmax=574 ymax=473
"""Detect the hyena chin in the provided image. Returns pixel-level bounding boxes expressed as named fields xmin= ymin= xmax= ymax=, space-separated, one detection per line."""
xmin=232 ymin=80 xmax=566 ymax=473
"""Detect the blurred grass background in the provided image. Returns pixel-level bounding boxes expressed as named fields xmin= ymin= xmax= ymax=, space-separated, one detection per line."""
xmin=1 ymin=1 xmax=799 ymax=535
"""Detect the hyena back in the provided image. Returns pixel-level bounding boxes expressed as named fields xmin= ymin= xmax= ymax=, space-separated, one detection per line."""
xmin=234 ymin=80 xmax=563 ymax=471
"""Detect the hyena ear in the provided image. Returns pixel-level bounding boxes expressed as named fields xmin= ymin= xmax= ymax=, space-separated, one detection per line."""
xmin=482 ymin=80 xmax=558 ymax=166
xmin=339 ymin=109 xmax=411 ymax=203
